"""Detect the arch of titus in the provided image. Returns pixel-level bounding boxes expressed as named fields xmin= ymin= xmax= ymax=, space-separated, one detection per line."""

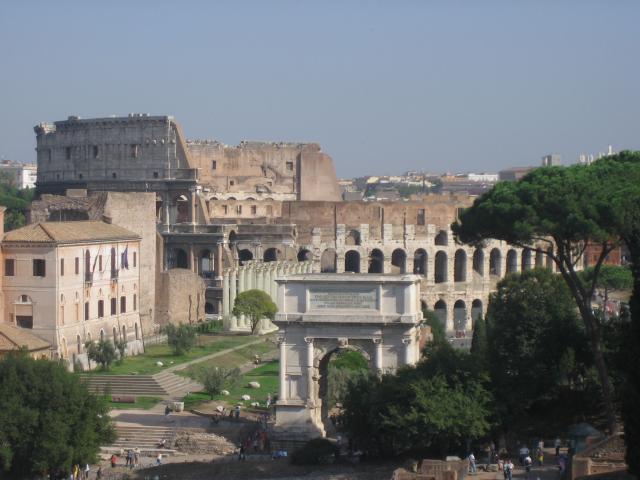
xmin=273 ymin=273 xmax=423 ymax=438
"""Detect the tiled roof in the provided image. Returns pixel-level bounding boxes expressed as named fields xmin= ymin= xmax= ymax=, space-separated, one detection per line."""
xmin=3 ymin=221 xmax=140 ymax=244
xmin=0 ymin=323 xmax=50 ymax=351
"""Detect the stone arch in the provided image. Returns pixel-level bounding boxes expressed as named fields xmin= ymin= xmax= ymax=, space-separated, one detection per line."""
xmin=172 ymin=193 xmax=189 ymax=223
xmin=489 ymin=248 xmax=502 ymax=276
xmin=368 ymin=249 xmax=384 ymax=274
xmin=471 ymin=299 xmax=483 ymax=323
xmin=454 ymin=249 xmax=467 ymax=282
xmin=434 ymin=251 xmax=447 ymax=283
xmin=472 ymin=248 xmax=484 ymax=277
xmin=506 ymin=249 xmax=518 ymax=274
xmin=434 ymin=299 xmax=447 ymax=327
xmin=413 ymin=249 xmax=427 ymax=275
xmin=391 ymin=249 xmax=407 ymax=274
xmin=174 ymin=248 xmax=188 ymax=269
xmin=76 ymin=334 xmax=82 ymax=354
xmin=454 ymin=300 xmax=467 ymax=331
xmin=61 ymin=337 xmax=68 ymax=359
xmin=434 ymin=230 xmax=448 ymax=246
xmin=320 ymin=249 xmax=337 ymax=273
xmin=297 ymin=248 xmax=313 ymax=262
xmin=264 ymin=247 xmax=282 ymax=262
xmin=345 ymin=250 xmax=360 ymax=273
xmin=521 ymin=248 xmax=533 ymax=271
xmin=238 ymin=249 xmax=253 ymax=265
xmin=345 ymin=230 xmax=361 ymax=246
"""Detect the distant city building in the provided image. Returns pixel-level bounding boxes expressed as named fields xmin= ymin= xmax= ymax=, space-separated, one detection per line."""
xmin=0 ymin=161 xmax=37 ymax=189
xmin=467 ymin=173 xmax=499 ymax=182
xmin=499 ymin=167 xmax=533 ymax=182
xmin=578 ymin=145 xmax=616 ymax=165
xmin=542 ymin=154 xmax=561 ymax=167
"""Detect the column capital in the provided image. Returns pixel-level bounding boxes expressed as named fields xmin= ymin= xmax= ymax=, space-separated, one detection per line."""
xmin=372 ymin=337 xmax=383 ymax=345
xmin=401 ymin=336 xmax=412 ymax=345
xmin=304 ymin=337 xmax=314 ymax=344
xmin=277 ymin=335 xmax=286 ymax=345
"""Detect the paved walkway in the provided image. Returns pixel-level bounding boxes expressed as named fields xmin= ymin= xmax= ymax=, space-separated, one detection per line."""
xmin=164 ymin=336 xmax=266 ymax=373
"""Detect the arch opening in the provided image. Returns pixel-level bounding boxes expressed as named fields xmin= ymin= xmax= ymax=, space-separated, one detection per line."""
xmin=454 ymin=249 xmax=467 ymax=282
xmin=434 ymin=251 xmax=447 ymax=283
xmin=454 ymin=300 xmax=467 ymax=332
xmin=506 ymin=249 xmax=518 ymax=274
xmin=521 ymin=248 xmax=533 ymax=271
xmin=472 ymin=248 xmax=484 ymax=277
xmin=320 ymin=249 xmax=337 ymax=273
xmin=297 ymin=248 xmax=312 ymax=262
xmin=368 ymin=249 xmax=384 ymax=274
xmin=391 ymin=249 xmax=407 ymax=274
xmin=345 ymin=250 xmax=360 ymax=273
xmin=489 ymin=248 xmax=502 ymax=276
xmin=413 ymin=249 xmax=427 ymax=275
xmin=434 ymin=230 xmax=448 ymax=246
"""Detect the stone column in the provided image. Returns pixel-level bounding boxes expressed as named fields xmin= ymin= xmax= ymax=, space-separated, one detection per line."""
xmin=257 ymin=267 xmax=265 ymax=292
xmin=163 ymin=194 xmax=170 ymax=230
xmin=238 ymin=266 xmax=245 ymax=294
xmin=246 ymin=263 xmax=253 ymax=290
xmin=229 ymin=269 xmax=237 ymax=330
xmin=402 ymin=337 xmax=414 ymax=366
xmin=189 ymin=245 xmax=195 ymax=273
xmin=189 ymin=189 xmax=197 ymax=224
xmin=336 ymin=254 xmax=345 ymax=273
xmin=222 ymin=270 xmax=230 ymax=316
xmin=373 ymin=338 xmax=383 ymax=373
xmin=305 ymin=337 xmax=315 ymax=403
xmin=279 ymin=337 xmax=287 ymax=402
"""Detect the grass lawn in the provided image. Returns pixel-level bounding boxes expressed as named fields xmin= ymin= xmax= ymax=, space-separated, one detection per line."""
xmin=107 ymin=396 xmax=162 ymax=410
xmin=183 ymin=360 xmax=279 ymax=411
xmin=86 ymin=335 xmax=258 ymax=376
xmin=178 ymin=338 xmax=277 ymax=380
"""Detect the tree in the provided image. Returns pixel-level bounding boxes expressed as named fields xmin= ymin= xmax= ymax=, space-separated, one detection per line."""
xmin=232 ymin=289 xmax=277 ymax=334
xmin=580 ymin=265 xmax=632 ymax=321
xmin=114 ymin=338 xmax=127 ymax=364
xmin=85 ymin=340 xmax=117 ymax=371
xmin=0 ymin=183 xmax=34 ymax=231
xmin=201 ymin=367 xmax=241 ymax=399
xmin=485 ymin=269 xmax=596 ymax=438
xmin=341 ymin=345 xmax=491 ymax=457
xmin=164 ymin=323 xmax=197 ymax=355
xmin=470 ymin=313 xmax=488 ymax=368
xmin=452 ymin=164 xmax=621 ymax=433
xmin=422 ymin=308 xmax=446 ymax=347
xmin=326 ymin=350 xmax=369 ymax=410
xmin=0 ymin=353 xmax=115 ymax=477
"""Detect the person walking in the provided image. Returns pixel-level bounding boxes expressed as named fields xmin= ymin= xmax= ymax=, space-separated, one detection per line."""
xmin=537 ymin=448 xmax=544 ymax=466
xmin=468 ymin=452 xmax=477 ymax=474
xmin=504 ymin=459 xmax=513 ymax=480
xmin=110 ymin=454 xmax=117 ymax=469
xmin=555 ymin=437 xmax=562 ymax=457
xmin=96 ymin=466 xmax=102 ymax=479
xmin=524 ymin=454 xmax=533 ymax=480
xmin=83 ymin=463 xmax=90 ymax=479
xmin=238 ymin=444 xmax=246 ymax=461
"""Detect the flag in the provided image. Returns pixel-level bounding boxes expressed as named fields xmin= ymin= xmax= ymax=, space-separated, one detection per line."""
xmin=121 ymin=246 xmax=129 ymax=270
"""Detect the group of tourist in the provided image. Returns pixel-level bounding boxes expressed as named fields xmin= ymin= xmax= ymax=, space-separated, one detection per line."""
xmin=238 ymin=428 xmax=270 ymax=460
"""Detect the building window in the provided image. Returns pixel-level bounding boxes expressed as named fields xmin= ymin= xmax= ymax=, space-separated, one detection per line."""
xmin=229 ymin=180 xmax=235 ymax=186
xmin=236 ymin=205 xmax=242 ymax=215
xmin=251 ymin=205 xmax=257 ymax=215
xmin=133 ymin=252 xmax=137 ymax=267
xmin=417 ymin=209 xmax=425 ymax=226
xmin=133 ymin=294 xmax=137 ymax=311
xmin=120 ymin=296 xmax=126 ymax=313
xmin=65 ymin=147 xmax=71 ymax=160
xmin=97 ymin=300 xmax=104 ymax=318
xmin=212 ymin=160 xmax=217 ymax=170
xmin=286 ymin=161 xmax=293 ymax=171
xmin=4 ymin=259 xmax=15 ymax=276
xmin=78 ymin=174 xmax=83 ymax=179
xmin=75 ymin=257 xmax=79 ymax=274
xmin=84 ymin=302 xmax=89 ymax=321
xmin=99 ymin=255 xmax=103 ymax=271
xmin=112 ymin=172 xmax=117 ymax=179
xmin=111 ymin=297 xmax=117 ymax=316
xmin=130 ymin=144 xmax=139 ymax=158
xmin=266 ymin=205 xmax=273 ymax=215
xmin=60 ymin=258 xmax=64 ymax=276
xmin=93 ymin=145 xmax=99 ymax=158
xmin=153 ymin=172 xmax=159 ymax=178
xmin=222 ymin=205 xmax=228 ymax=215
xmin=33 ymin=259 xmax=46 ymax=277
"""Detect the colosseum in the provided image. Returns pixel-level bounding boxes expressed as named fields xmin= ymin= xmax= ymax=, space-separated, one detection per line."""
xmin=33 ymin=114 xmax=549 ymax=342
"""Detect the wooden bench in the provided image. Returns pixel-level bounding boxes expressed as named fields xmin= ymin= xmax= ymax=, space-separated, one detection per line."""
xmin=111 ymin=395 xmax=136 ymax=403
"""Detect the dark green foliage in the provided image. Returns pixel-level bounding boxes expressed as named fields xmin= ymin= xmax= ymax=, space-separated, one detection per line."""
xmin=163 ymin=323 xmax=197 ymax=355
xmin=201 ymin=367 xmax=241 ymax=399
xmin=0 ymin=182 xmax=34 ymax=231
xmin=486 ymin=269 xmax=597 ymax=437
xmin=0 ymin=353 xmax=115 ymax=477
xmin=291 ymin=438 xmax=338 ymax=465
xmin=232 ymin=289 xmax=277 ymax=334
xmin=421 ymin=308 xmax=446 ymax=350
xmin=114 ymin=339 xmax=127 ymax=364
xmin=470 ymin=314 xmax=488 ymax=368
xmin=341 ymin=345 xmax=491 ymax=457
xmin=326 ymin=350 xmax=369 ymax=409
xmin=195 ymin=319 xmax=223 ymax=334
xmin=85 ymin=340 xmax=117 ymax=371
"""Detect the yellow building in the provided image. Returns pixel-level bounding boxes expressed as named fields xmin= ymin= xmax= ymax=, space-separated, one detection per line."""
xmin=2 ymin=221 xmax=142 ymax=368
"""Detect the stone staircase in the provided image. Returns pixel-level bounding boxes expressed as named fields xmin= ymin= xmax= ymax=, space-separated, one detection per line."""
xmin=81 ymin=371 xmax=202 ymax=398
xmin=102 ymin=424 xmax=177 ymax=456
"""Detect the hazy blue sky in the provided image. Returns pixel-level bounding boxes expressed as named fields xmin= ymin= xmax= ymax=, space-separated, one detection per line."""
xmin=1 ymin=1 xmax=638 ymax=177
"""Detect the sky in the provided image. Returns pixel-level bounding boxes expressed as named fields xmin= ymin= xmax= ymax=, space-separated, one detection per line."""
xmin=0 ymin=1 xmax=638 ymax=178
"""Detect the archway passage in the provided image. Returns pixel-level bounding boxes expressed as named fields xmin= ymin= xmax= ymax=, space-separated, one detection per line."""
xmin=345 ymin=230 xmax=361 ymax=246
xmin=238 ymin=249 xmax=253 ymax=265
xmin=368 ymin=249 xmax=383 ymax=274
xmin=471 ymin=299 xmax=483 ymax=324
xmin=345 ymin=250 xmax=360 ymax=273
xmin=473 ymin=248 xmax=484 ymax=277
xmin=413 ymin=249 xmax=427 ymax=275
xmin=521 ymin=248 xmax=532 ymax=271
xmin=264 ymin=248 xmax=282 ymax=262
xmin=454 ymin=249 xmax=467 ymax=282
xmin=506 ymin=249 xmax=518 ymax=274
xmin=489 ymin=248 xmax=502 ymax=276
xmin=434 ymin=251 xmax=447 ymax=283
xmin=298 ymin=249 xmax=312 ymax=262
xmin=200 ymin=249 xmax=214 ymax=276
xmin=320 ymin=249 xmax=337 ymax=273
xmin=391 ymin=249 xmax=407 ymax=274
xmin=205 ymin=302 xmax=215 ymax=314
xmin=434 ymin=230 xmax=448 ymax=246
xmin=535 ymin=250 xmax=545 ymax=268
xmin=318 ymin=348 xmax=370 ymax=435
xmin=454 ymin=300 xmax=467 ymax=332
xmin=174 ymin=194 xmax=189 ymax=223
xmin=434 ymin=300 xmax=447 ymax=330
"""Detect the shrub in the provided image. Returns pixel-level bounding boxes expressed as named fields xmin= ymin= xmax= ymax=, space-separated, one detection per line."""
xmin=291 ymin=438 xmax=338 ymax=465
xmin=164 ymin=323 xmax=197 ymax=355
